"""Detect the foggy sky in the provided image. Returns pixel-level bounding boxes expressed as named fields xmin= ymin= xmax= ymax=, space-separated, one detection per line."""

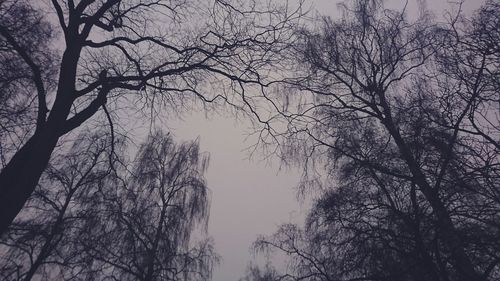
xmin=170 ymin=1 xmax=486 ymax=280
xmin=171 ymin=113 xmax=305 ymax=281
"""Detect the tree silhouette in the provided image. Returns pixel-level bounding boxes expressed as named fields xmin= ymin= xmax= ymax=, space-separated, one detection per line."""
xmin=253 ymin=1 xmax=499 ymax=280
xmin=0 ymin=0 xmax=303 ymax=233
xmin=82 ymin=131 xmax=217 ymax=281
xmin=0 ymin=130 xmax=216 ymax=280
xmin=239 ymin=263 xmax=287 ymax=281
xmin=0 ymin=131 xmax=115 ymax=281
xmin=0 ymin=0 xmax=58 ymax=168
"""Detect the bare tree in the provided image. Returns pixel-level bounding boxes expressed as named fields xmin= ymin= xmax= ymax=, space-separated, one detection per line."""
xmin=254 ymin=1 xmax=499 ymax=281
xmin=0 ymin=0 xmax=58 ymax=168
xmin=0 ymin=131 xmax=114 ymax=281
xmin=81 ymin=131 xmax=217 ymax=281
xmin=0 ymin=130 xmax=217 ymax=280
xmin=239 ymin=262 xmax=288 ymax=281
xmin=0 ymin=0 xmax=304 ymax=234
xmin=255 ymin=171 xmax=446 ymax=281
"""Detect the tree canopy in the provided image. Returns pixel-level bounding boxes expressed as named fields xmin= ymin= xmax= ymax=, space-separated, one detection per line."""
xmin=250 ymin=1 xmax=499 ymax=280
xmin=0 ymin=1 xmax=498 ymax=280
xmin=0 ymin=0 xmax=303 ymax=234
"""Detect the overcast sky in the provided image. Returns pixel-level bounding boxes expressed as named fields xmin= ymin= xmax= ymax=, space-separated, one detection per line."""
xmin=170 ymin=112 xmax=304 ymax=281
xmin=169 ymin=1 xmax=486 ymax=280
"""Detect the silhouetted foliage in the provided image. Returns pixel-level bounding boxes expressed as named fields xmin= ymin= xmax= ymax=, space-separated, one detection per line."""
xmin=253 ymin=1 xmax=499 ymax=281
xmin=0 ymin=131 xmax=217 ymax=281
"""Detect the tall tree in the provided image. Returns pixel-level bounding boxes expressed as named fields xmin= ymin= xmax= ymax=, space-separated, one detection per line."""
xmin=80 ymin=131 xmax=216 ymax=281
xmin=0 ymin=131 xmax=217 ymax=281
xmin=0 ymin=131 xmax=115 ymax=281
xmin=254 ymin=1 xmax=499 ymax=280
xmin=0 ymin=0 xmax=303 ymax=233
xmin=0 ymin=0 xmax=58 ymax=168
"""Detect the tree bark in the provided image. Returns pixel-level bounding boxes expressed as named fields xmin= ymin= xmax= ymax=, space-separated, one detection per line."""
xmin=0 ymin=42 xmax=81 ymax=235
xmin=0 ymin=129 xmax=60 ymax=236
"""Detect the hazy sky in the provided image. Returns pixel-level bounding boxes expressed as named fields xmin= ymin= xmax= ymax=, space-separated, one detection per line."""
xmin=171 ymin=113 xmax=305 ymax=281
xmin=169 ymin=0 xmax=486 ymax=280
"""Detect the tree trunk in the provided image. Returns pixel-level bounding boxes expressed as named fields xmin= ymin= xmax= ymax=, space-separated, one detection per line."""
xmin=144 ymin=203 xmax=168 ymax=281
xmin=383 ymin=119 xmax=481 ymax=281
xmin=374 ymin=89 xmax=481 ymax=280
xmin=0 ymin=129 xmax=60 ymax=235
xmin=0 ymin=42 xmax=81 ymax=235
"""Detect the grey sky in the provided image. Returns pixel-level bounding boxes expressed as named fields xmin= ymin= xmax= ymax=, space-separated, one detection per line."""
xmin=168 ymin=0 xmax=486 ymax=280
xmin=171 ymin=113 xmax=305 ymax=281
